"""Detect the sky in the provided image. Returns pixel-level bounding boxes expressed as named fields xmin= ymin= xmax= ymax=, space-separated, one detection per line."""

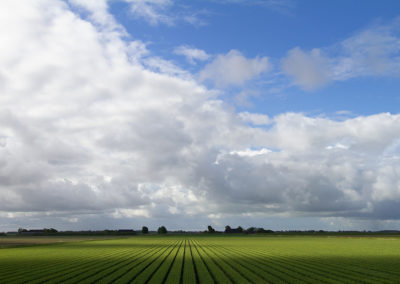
xmin=1 ymin=0 xmax=400 ymax=232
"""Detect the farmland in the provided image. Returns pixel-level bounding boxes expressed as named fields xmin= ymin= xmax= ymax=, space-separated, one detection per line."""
xmin=1 ymin=235 xmax=400 ymax=283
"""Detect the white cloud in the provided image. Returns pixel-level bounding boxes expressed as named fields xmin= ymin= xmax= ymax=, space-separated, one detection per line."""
xmin=174 ymin=45 xmax=210 ymax=64
xmin=1 ymin=0 xmax=400 ymax=231
xmin=124 ymin=0 xmax=174 ymax=26
xmin=143 ymin=56 xmax=191 ymax=79
xmin=199 ymin=50 xmax=270 ymax=87
xmin=68 ymin=0 xmax=119 ymax=29
xmin=282 ymin=19 xmax=400 ymax=90
xmin=230 ymin=148 xmax=271 ymax=157
xmin=238 ymin=111 xmax=271 ymax=125
xmin=122 ymin=0 xmax=207 ymax=27
xmin=281 ymin=47 xmax=332 ymax=90
xmin=336 ymin=22 xmax=400 ymax=79
xmin=326 ymin=143 xmax=349 ymax=150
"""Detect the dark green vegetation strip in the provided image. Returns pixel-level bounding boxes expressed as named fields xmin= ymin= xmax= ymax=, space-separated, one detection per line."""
xmin=192 ymin=239 xmax=231 ymax=283
xmin=182 ymin=239 xmax=197 ymax=284
xmin=164 ymin=240 xmax=184 ymax=284
xmin=188 ymin=239 xmax=215 ymax=284
xmin=1 ymin=235 xmax=400 ymax=283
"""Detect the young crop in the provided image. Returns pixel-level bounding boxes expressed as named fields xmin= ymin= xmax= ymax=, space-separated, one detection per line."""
xmin=164 ymin=241 xmax=185 ymax=284
xmin=146 ymin=240 xmax=183 ymax=284
xmin=1 ymin=235 xmax=400 ymax=283
xmin=181 ymin=240 xmax=197 ymax=284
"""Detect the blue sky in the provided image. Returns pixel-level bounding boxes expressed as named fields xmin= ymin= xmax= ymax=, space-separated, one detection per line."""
xmin=109 ymin=0 xmax=400 ymax=117
xmin=1 ymin=0 xmax=400 ymax=232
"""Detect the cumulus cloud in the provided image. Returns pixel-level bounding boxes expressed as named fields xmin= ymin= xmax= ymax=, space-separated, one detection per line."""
xmin=1 ymin=0 xmax=400 ymax=231
xmin=199 ymin=50 xmax=270 ymax=87
xmin=281 ymin=47 xmax=332 ymax=90
xmin=174 ymin=45 xmax=210 ymax=64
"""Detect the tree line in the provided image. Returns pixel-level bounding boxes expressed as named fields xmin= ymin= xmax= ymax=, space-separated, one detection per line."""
xmin=206 ymin=225 xmax=273 ymax=234
xmin=11 ymin=225 xmax=272 ymax=236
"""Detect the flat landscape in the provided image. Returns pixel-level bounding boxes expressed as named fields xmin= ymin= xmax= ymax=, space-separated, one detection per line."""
xmin=1 ymin=235 xmax=400 ymax=283
xmin=0 ymin=236 xmax=114 ymax=248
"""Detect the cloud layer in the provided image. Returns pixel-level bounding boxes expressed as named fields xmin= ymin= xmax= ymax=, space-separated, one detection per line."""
xmin=0 ymin=0 xmax=400 ymax=230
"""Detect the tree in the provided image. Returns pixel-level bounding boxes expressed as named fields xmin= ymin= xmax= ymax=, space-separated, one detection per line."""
xmin=142 ymin=226 xmax=149 ymax=234
xmin=207 ymin=225 xmax=215 ymax=233
xmin=18 ymin=228 xmax=27 ymax=234
xmin=157 ymin=226 xmax=167 ymax=234
xmin=256 ymin=227 xmax=266 ymax=233
xmin=224 ymin=225 xmax=231 ymax=233
xmin=237 ymin=226 xmax=243 ymax=233
xmin=246 ymin=227 xmax=256 ymax=234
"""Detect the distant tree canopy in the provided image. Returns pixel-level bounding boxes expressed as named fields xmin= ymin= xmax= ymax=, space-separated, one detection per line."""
xmin=142 ymin=226 xmax=149 ymax=234
xmin=246 ymin=227 xmax=256 ymax=234
xmin=43 ymin=228 xmax=58 ymax=233
xmin=223 ymin=225 xmax=271 ymax=234
xmin=157 ymin=226 xmax=167 ymax=234
xmin=245 ymin=227 xmax=274 ymax=234
xmin=225 ymin=226 xmax=243 ymax=233
xmin=207 ymin=225 xmax=215 ymax=233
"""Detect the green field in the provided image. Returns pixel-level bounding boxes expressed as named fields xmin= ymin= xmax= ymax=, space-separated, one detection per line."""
xmin=1 ymin=235 xmax=400 ymax=283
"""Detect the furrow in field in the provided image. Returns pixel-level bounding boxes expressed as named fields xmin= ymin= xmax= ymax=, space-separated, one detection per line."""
xmin=164 ymin=239 xmax=185 ymax=284
xmin=297 ymin=254 xmax=400 ymax=281
xmin=0 ymin=239 xmax=137 ymax=276
xmin=69 ymin=242 xmax=169 ymax=284
xmin=202 ymin=240 xmax=315 ymax=284
xmin=214 ymin=243 xmax=339 ymax=284
xmin=188 ymin=239 xmax=200 ymax=284
xmin=106 ymin=240 xmax=178 ymax=284
xmin=192 ymin=239 xmax=229 ymax=283
xmin=3 ymin=236 xmax=400 ymax=284
xmin=230 ymin=244 xmax=388 ymax=283
xmin=193 ymin=240 xmax=255 ymax=284
xmin=195 ymin=239 xmax=279 ymax=283
xmin=36 ymin=246 xmax=146 ymax=283
xmin=204 ymin=241 xmax=338 ymax=284
xmin=188 ymin=239 xmax=215 ymax=284
xmin=0 ymin=246 xmax=107 ymax=281
xmin=110 ymin=240 xmax=178 ymax=284
xmin=266 ymin=251 xmax=396 ymax=283
xmin=95 ymin=240 xmax=174 ymax=284
xmin=217 ymin=243 xmax=364 ymax=284
xmin=129 ymin=240 xmax=180 ymax=284
xmin=144 ymin=240 xmax=183 ymax=284
xmin=202 ymin=241 xmax=279 ymax=284
xmin=33 ymin=239 xmax=172 ymax=284
xmin=3 ymin=247 xmax=128 ymax=283
xmin=209 ymin=240 xmax=337 ymax=284
xmin=180 ymin=239 xmax=186 ymax=284
xmin=181 ymin=239 xmax=197 ymax=284
xmin=194 ymin=240 xmax=242 ymax=284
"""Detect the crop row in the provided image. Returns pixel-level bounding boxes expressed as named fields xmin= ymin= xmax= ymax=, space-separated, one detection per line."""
xmin=1 ymin=236 xmax=400 ymax=283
